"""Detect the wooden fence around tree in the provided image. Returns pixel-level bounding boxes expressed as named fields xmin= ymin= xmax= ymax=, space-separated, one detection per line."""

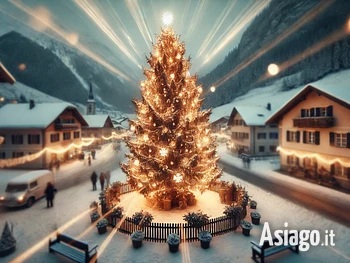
xmin=115 ymin=215 xmax=239 ymax=243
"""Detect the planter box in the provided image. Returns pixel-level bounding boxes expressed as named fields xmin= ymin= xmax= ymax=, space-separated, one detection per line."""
xmin=97 ymin=226 xmax=107 ymax=234
xmin=132 ymin=240 xmax=143 ymax=248
xmin=251 ymin=217 xmax=260 ymax=225
xmin=168 ymin=243 xmax=179 ymax=253
xmin=200 ymin=240 xmax=210 ymax=249
xmin=242 ymin=228 xmax=251 ymax=236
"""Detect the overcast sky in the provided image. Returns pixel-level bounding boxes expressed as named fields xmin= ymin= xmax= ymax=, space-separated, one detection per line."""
xmin=0 ymin=0 xmax=270 ymax=81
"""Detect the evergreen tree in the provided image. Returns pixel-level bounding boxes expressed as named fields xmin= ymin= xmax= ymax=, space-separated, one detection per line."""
xmin=121 ymin=28 xmax=222 ymax=209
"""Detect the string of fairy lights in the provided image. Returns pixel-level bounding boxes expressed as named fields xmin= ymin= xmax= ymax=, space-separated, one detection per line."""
xmin=0 ymin=131 xmax=131 ymax=168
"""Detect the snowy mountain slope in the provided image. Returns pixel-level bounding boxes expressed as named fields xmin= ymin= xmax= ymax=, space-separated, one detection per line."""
xmin=0 ymin=81 xmax=63 ymax=103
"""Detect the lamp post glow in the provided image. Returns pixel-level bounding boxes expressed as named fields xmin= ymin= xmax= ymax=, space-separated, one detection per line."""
xmin=210 ymin=86 xmax=216 ymax=92
xmin=268 ymin=64 xmax=279 ymax=75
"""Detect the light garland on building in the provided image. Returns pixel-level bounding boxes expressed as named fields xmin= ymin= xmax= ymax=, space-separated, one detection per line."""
xmin=120 ymin=28 xmax=222 ymax=209
xmin=0 ymin=138 xmax=95 ymax=168
xmin=277 ymin=146 xmax=350 ymax=167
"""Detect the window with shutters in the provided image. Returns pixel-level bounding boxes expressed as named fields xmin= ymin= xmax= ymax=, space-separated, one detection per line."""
xmin=335 ymin=133 xmax=347 ymax=148
xmin=259 ymin=146 xmax=265 ymax=152
xmin=50 ymin=133 xmax=60 ymax=143
xmin=63 ymin=132 xmax=71 ymax=140
xmin=334 ymin=162 xmax=346 ymax=177
xmin=0 ymin=152 xmax=5 ymax=159
xmin=287 ymin=131 xmax=299 ymax=142
xmin=73 ymin=131 xmax=80 ymax=139
xmin=303 ymin=131 xmax=320 ymax=145
xmin=287 ymin=155 xmax=298 ymax=165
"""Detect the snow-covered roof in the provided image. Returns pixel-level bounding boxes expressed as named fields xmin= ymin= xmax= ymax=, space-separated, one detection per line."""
xmin=82 ymin=115 xmax=110 ymax=128
xmin=0 ymin=102 xmax=87 ymax=129
xmin=0 ymin=62 xmax=16 ymax=84
xmin=228 ymin=105 xmax=275 ymax=126
xmin=266 ymin=83 xmax=350 ymax=124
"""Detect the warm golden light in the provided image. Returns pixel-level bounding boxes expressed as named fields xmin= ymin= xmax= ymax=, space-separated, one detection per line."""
xmin=18 ymin=63 xmax=26 ymax=71
xmin=268 ymin=63 xmax=279 ymax=75
xmin=162 ymin=12 xmax=173 ymax=26
xmin=210 ymin=86 xmax=216 ymax=92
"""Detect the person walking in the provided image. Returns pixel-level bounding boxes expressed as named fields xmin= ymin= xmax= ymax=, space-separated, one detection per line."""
xmin=99 ymin=172 xmax=105 ymax=191
xmin=91 ymin=171 xmax=97 ymax=191
xmin=44 ymin=182 xmax=56 ymax=208
xmin=105 ymin=170 xmax=111 ymax=188
xmin=88 ymin=154 xmax=92 ymax=166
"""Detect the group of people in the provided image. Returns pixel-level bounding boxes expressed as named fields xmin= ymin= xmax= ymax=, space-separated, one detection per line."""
xmin=90 ymin=170 xmax=111 ymax=191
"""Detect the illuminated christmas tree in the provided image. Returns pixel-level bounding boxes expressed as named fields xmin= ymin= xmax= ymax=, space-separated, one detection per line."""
xmin=121 ymin=28 xmax=222 ymax=209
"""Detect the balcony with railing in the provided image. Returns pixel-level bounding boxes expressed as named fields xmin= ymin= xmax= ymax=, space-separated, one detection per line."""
xmin=293 ymin=117 xmax=335 ymax=128
xmin=55 ymin=123 xmax=79 ymax=130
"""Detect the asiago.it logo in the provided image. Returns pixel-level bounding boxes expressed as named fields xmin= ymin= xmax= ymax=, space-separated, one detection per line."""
xmin=259 ymin=222 xmax=335 ymax=252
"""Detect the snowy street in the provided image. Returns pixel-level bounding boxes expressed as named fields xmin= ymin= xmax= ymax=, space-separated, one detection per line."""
xmin=0 ymin=142 xmax=349 ymax=263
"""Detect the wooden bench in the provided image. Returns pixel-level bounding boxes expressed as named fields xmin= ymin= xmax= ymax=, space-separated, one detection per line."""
xmin=251 ymin=234 xmax=299 ymax=263
xmin=49 ymin=233 xmax=98 ymax=263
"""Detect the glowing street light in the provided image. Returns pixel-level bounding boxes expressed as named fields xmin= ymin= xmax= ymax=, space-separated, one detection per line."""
xmin=268 ymin=63 xmax=279 ymax=75
xmin=162 ymin=12 xmax=173 ymax=26
xmin=210 ymin=86 xmax=216 ymax=92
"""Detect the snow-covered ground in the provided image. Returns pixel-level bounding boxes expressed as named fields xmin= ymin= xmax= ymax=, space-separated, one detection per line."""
xmin=1 ymin=70 xmax=350 ymax=262
xmin=0 ymin=142 xmax=349 ymax=263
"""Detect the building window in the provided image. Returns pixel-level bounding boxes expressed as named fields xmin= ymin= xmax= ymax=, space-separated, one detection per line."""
xmin=259 ymin=146 xmax=265 ymax=152
xmin=11 ymin=135 xmax=23 ymax=144
xmin=12 ymin=152 xmax=24 ymax=158
xmin=335 ymin=162 xmax=346 ymax=177
xmin=270 ymin=145 xmax=277 ymax=152
xmin=303 ymin=131 xmax=320 ymax=145
xmin=74 ymin=131 xmax=80 ymax=139
xmin=28 ymin=134 xmax=40 ymax=144
xmin=330 ymin=132 xmax=350 ymax=148
xmin=257 ymin=133 xmax=266 ymax=139
xmin=0 ymin=152 xmax=5 ymax=159
xmin=269 ymin=132 xmax=278 ymax=139
xmin=286 ymin=131 xmax=300 ymax=142
xmin=63 ymin=132 xmax=71 ymax=140
xmin=287 ymin=155 xmax=299 ymax=165
xmin=269 ymin=124 xmax=277 ymax=128
xmin=50 ymin=133 xmax=60 ymax=143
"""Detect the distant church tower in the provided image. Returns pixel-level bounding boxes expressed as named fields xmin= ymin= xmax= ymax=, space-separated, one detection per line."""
xmin=86 ymin=80 xmax=96 ymax=115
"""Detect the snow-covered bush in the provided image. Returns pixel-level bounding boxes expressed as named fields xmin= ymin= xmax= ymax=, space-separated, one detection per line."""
xmin=132 ymin=210 xmax=154 ymax=227
xmin=96 ymin=218 xmax=108 ymax=228
xmin=183 ymin=210 xmax=210 ymax=228
xmin=223 ymin=205 xmax=243 ymax=218
xmin=111 ymin=206 xmax=124 ymax=218
xmin=167 ymin=233 xmax=180 ymax=245
xmin=90 ymin=211 xmax=100 ymax=222
xmin=130 ymin=230 xmax=145 ymax=241
xmin=251 ymin=212 xmax=261 ymax=219
xmin=240 ymin=220 xmax=253 ymax=229
xmin=198 ymin=230 xmax=212 ymax=242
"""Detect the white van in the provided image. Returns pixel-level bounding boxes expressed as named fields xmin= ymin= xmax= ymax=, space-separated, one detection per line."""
xmin=0 ymin=170 xmax=54 ymax=208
